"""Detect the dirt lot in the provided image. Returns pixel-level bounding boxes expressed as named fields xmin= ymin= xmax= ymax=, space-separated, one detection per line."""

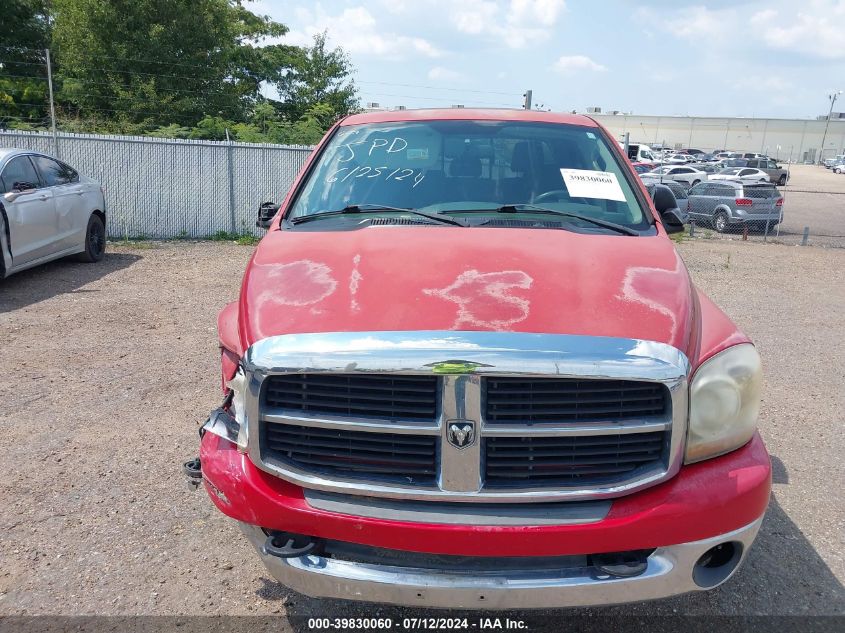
xmin=709 ymin=164 xmax=845 ymax=248
xmin=0 ymin=239 xmax=843 ymax=627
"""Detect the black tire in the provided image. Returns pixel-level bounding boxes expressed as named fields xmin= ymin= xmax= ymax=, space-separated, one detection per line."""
xmin=691 ymin=179 xmax=701 ymax=187
xmin=713 ymin=211 xmax=729 ymax=233
xmin=76 ymin=214 xmax=106 ymax=263
xmin=778 ymin=174 xmax=787 ymax=186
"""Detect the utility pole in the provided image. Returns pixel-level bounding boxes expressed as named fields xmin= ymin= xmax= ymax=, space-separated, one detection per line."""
xmin=819 ymin=90 xmax=842 ymax=164
xmin=45 ymin=48 xmax=59 ymax=158
xmin=522 ymin=90 xmax=532 ymax=110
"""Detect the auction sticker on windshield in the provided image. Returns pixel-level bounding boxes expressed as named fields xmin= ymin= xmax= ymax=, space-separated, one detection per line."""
xmin=560 ymin=169 xmax=626 ymax=202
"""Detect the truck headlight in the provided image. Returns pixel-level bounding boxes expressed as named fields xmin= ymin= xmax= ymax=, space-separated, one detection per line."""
xmin=686 ymin=343 xmax=762 ymax=463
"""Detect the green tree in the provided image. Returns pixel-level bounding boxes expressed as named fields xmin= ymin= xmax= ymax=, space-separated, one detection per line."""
xmin=1 ymin=1 xmax=358 ymax=141
xmin=50 ymin=0 xmax=294 ymax=130
xmin=274 ymin=32 xmax=359 ymax=123
xmin=0 ymin=0 xmax=51 ymax=129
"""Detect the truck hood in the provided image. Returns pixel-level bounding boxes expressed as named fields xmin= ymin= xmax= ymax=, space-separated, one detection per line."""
xmin=240 ymin=226 xmax=695 ymax=354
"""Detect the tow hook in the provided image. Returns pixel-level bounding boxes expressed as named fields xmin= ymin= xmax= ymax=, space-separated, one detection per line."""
xmin=590 ymin=551 xmax=650 ymax=578
xmin=183 ymin=457 xmax=202 ymax=489
xmin=262 ymin=531 xmax=323 ymax=559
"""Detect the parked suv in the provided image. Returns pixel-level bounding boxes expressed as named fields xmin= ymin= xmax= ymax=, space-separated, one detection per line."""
xmin=687 ymin=181 xmax=783 ymax=232
xmin=745 ymin=158 xmax=789 ymax=185
xmin=196 ymin=109 xmax=770 ymax=610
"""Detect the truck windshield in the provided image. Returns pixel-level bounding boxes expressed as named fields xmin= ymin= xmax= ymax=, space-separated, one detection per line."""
xmin=288 ymin=120 xmax=652 ymax=230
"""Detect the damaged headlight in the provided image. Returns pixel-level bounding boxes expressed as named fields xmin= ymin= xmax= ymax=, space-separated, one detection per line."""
xmin=203 ymin=365 xmax=249 ymax=452
xmin=686 ymin=343 xmax=762 ymax=463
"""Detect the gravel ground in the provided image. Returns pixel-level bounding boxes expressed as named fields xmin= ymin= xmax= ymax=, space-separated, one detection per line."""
xmin=0 ymin=239 xmax=843 ymax=627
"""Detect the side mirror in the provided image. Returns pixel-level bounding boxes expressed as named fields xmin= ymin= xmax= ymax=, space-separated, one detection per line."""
xmin=651 ymin=183 xmax=685 ymax=234
xmin=257 ymin=201 xmax=280 ymax=229
xmin=660 ymin=208 xmax=686 ymax=234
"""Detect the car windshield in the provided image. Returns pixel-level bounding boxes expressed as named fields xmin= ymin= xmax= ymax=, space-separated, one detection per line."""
xmin=288 ymin=120 xmax=651 ymax=230
xmin=719 ymin=169 xmax=742 ymax=175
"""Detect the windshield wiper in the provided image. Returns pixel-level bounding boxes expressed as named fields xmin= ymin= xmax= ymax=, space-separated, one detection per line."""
xmin=289 ymin=204 xmax=466 ymax=227
xmin=476 ymin=204 xmax=639 ymax=236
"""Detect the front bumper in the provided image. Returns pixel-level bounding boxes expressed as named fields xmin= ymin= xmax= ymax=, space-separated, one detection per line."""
xmin=200 ymin=431 xmax=771 ymax=558
xmin=239 ymin=519 xmax=762 ymax=609
xmin=729 ymin=210 xmax=781 ymax=224
xmin=201 ymin=428 xmax=770 ymax=608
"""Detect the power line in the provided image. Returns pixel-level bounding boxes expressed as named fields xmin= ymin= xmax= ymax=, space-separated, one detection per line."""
xmin=0 ymin=45 xmax=230 ymax=71
xmin=0 ymin=72 xmax=250 ymax=101
xmin=4 ymin=71 xmax=519 ymax=108
xmin=11 ymin=102 xmax=208 ymax=118
xmin=1 ymin=59 xmax=231 ymax=83
xmin=0 ymin=59 xmax=48 ymax=67
xmin=3 ymin=49 xmax=518 ymax=101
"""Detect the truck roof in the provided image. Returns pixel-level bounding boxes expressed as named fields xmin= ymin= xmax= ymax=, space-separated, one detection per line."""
xmin=340 ymin=108 xmax=599 ymax=127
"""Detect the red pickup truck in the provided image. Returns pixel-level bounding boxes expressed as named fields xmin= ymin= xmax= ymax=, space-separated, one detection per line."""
xmin=196 ymin=108 xmax=770 ymax=609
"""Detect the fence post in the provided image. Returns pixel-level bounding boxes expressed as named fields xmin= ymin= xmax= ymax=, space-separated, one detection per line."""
xmin=45 ymin=48 xmax=59 ymax=158
xmin=689 ymin=220 xmax=695 ymax=237
xmin=801 ymin=226 xmax=810 ymax=246
xmin=225 ymin=128 xmax=237 ymax=234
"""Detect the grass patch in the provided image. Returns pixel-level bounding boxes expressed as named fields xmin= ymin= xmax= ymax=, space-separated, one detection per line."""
xmin=207 ymin=229 xmax=260 ymax=245
xmin=235 ymin=234 xmax=260 ymax=245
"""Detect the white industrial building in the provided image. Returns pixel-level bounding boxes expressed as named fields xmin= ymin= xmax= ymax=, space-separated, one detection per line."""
xmin=590 ymin=113 xmax=845 ymax=163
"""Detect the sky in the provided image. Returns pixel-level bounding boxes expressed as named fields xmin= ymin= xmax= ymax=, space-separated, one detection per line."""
xmin=253 ymin=0 xmax=845 ymax=119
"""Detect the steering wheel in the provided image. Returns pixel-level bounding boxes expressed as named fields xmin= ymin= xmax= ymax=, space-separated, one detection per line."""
xmin=533 ymin=189 xmax=589 ymax=205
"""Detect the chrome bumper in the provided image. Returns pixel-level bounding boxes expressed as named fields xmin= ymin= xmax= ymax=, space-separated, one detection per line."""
xmin=239 ymin=518 xmax=763 ymax=609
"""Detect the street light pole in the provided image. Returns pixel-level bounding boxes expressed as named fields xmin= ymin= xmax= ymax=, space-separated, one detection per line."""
xmin=819 ymin=90 xmax=842 ymax=164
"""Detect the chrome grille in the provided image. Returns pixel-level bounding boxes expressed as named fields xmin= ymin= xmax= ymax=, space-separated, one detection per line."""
xmin=264 ymin=422 xmax=438 ymax=484
xmin=245 ymin=331 xmax=690 ymax=503
xmin=485 ymin=377 xmax=669 ymax=423
xmin=264 ymin=374 xmax=438 ymax=421
xmin=484 ymin=431 xmax=668 ymax=485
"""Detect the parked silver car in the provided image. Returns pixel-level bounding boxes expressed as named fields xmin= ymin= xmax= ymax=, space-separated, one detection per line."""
xmin=687 ymin=181 xmax=782 ymax=232
xmin=0 ymin=149 xmax=106 ymax=278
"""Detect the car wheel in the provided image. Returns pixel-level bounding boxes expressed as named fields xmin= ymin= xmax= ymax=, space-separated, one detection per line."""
xmin=778 ymin=175 xmax=787 ymax=185
xmin=713 ymin=211 xmax=729 ymax=233
xmin=691 ymin=179 xmax=701 ymax=186
xmin=76 ymin=214 xmax=106 ymax=263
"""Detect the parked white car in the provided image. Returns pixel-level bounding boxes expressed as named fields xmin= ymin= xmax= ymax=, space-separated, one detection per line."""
xmin=641 ymin=165 xmax=708 ymax=187
xmin=709 ymin=167 xmax=771 ymax=184
xmin=0 ymin=149 xmax=106 ymax=279
xmin=664 ymin=155 xmax=696 ymax=165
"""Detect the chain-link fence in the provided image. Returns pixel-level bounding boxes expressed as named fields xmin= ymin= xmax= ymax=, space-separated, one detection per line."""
xmin=0 ymin=129 xmax=313 ymax=239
